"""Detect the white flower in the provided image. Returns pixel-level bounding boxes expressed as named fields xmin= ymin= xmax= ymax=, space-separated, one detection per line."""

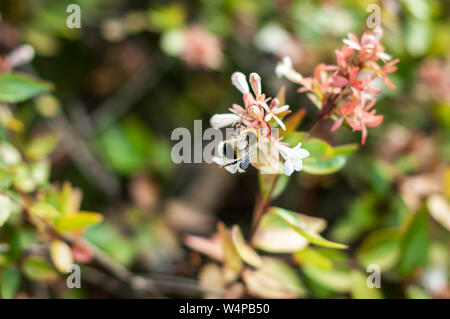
xmin=263 ymin=103 xmax=289 ymax=130
xmin=277 ymin=142 xmax=310 ymax=176
xmin=275 ymin=56 xmax=303 ymax=84
xmin=210 ymin=113 xmax=241 ymax=129
xmin=421 ymin=267 xmax=447 ymax=294
xmin=7 ymin=44 xmax=35 ymax=68
xmin=254 ymin=23 xmax=291 ymax=54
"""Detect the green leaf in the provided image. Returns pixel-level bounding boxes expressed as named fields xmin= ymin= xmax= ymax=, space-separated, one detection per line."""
xmin=398 ymin=208 xmax=430 ymax=276
xmin=0 ymin=73 xmax=52 ymax=103
xmin=0 ymin=167 xmax=13 ymax=189
xmin=96 ymin=123 xmax=147 ymax=175
xmin=294 ymin=247 xmax=333 ymax=270
xmin=231 ymin=225 xmax=262 ymax=268
xmin=302 ymin=264 xmax=351 ymax=293
xmin=8 ymin=229 xmax=38 ymax=261
xmin=258 ymin=174 xmax=289 ymax=200
xmin=55 ymin=212 xmax=103 ymax=232
xmin=1 ymin=266 xmax=21 ymax=298
xmin=357 ymin=229 xmax=400 ymax=271
xmin=84 ymin=224 xmax=136 ymax=266
xmin=13 ymin=164 xmax=36 ymax=193
xmin=148 ymin=4 xmax=186 ymax=31
xmin=350 ymin=270 xmax=383 ymax=299
xmin=272 ymin=207 xmax=348 ymax=249
xmin=252 ymin=208 xmax=327 ymax=253
xmin=23 ymin=257 xmax=59 ymax=282
xmin=330 ymin=195 xmax=377 ymax=244
xmin=282 ymin=131 xmax=307 ymax=148
xmin=333 ymin=144 xmax=359 ymax=156
xmin=301 ymin=139 xmax=357 ymax=175
xmin=406 ymin=285 xmax=431 ymax=299
xmin=58 ymin=182 xmax=81 ymax=216
xmin=26 ymin=134 xmax=59 ymax=160
xmin=401 ymin=0 xmax=430 ymax=20
xmin=29 ymin=202 xmax=61 ymax=219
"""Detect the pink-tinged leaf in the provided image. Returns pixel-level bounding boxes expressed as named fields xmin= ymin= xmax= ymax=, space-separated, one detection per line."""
xmin=184 ymin=234 xmax=223 ymax=261
xmin=284 ymin=108 xmax=306 ymax=133
xmin=252 ymin=208 xmax=327 ymax=253
xmin=242 ymin=258 xmax=306 ymax=299
xmin=218 ymin=222 xmax=242 ymax=276
xmin=231 ymin=225 xmax=262 ymax=268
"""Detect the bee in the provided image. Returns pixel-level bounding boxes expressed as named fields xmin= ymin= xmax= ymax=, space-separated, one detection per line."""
xmin=214 ymin=128 xmax=259 ymax=173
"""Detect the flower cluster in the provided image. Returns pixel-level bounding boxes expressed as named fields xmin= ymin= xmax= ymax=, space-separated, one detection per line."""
xmin=277 ymin=28 xmax=399 ymax=144
xmin=180 ymin=25 xmax=223 ymax=70
xmin=418 ymin=58 xmax=450 ymax=102
xmin=210 ymin=72 xmax=309 ymax=176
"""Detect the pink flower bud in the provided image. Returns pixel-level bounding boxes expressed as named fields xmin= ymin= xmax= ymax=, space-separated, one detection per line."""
xmin=249 ymin=72 xmax=262 ymax=96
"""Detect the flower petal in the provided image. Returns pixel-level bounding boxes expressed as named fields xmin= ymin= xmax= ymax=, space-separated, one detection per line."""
xmin=231 ymin=72 xmax=249 ymax=94
xmin=7 ymin=44 xmax=35 ymax=68
xmin=293 ymin=159 xmax=303 ymax=171
xmin=274 ymin=104 xmax=289 ymax=113
xmin=210 ymin=113 xmax=241 ymax=129
xmin=283 ymin=160 xmax=294 ymax=176
xmin=249 ymin=73 xmax=262 ymax=96
xmin=273 ymin=115 xmax=286 ymax=131
xmin=331 ymin=116 xmax=345 ymax=132
xmin=296 ymin=148 xmax=310 ymax=159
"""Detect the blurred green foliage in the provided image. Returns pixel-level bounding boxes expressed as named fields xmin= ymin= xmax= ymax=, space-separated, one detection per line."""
xmin=0 ymin=0 xmax=448 ymax=299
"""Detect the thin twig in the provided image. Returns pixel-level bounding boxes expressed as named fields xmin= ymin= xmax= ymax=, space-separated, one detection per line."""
xmin=50 ymin=115 xmax=121 ymax=198
xmin=250 ymin=174 xmax=280 ymax=237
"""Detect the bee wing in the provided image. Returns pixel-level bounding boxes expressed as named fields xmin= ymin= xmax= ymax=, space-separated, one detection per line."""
xmin=213 ymin=156 xmax=228 ymax=166
xmin=224 ymin=163 xmax=239 ymax=174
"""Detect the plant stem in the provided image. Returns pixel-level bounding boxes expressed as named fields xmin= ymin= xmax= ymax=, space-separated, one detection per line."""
xmin=250 ymin=174 xmax=279 ymax=237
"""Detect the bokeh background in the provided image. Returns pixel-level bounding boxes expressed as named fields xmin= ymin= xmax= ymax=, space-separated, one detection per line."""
xmin=0 ymin=0 xmax=449 ymax=298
